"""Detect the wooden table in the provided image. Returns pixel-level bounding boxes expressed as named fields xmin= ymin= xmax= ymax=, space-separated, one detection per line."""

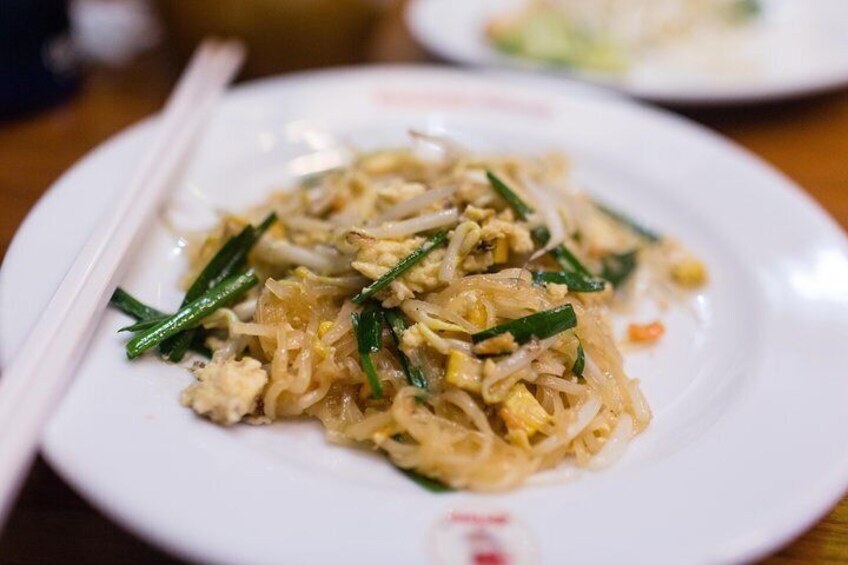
xmin=1 ymin=5 xmax=847 ymax=564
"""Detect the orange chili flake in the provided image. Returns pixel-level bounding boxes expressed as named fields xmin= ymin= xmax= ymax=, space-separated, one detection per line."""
xmin=628 ymin=321 xmax=665 ymax=344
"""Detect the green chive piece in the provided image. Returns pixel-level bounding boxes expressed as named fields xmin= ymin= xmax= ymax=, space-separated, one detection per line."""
xmin=184 ymin=214 xmax=274 ymax=302
xmin=161 ymin=212 xmax=277 ymax=361
xmin=384 ymin=308 xmax=428 ymax=390
xmin=351 ymin=305 xmax=385 ymax=398
xmin=572 ymin=339 xmax=585 ymax=378
xmin=486 ymin=169 xmax=533 ymax=220
xmin=472 ymin=304 xmax=577 ymax=345
xmin=399 ymin=468 xmax=452 ymax=493
xmin=356 ymin=306 xmax=383 ymax=354
xmin=359 ymin=354 xmax=381 ymax=398
xmin=600 ymin=250 xmax=639 ymax=287
xmin=531 ymin=270 xmax=607 ymax=293
xmin=110 ymin=289 xmax=210 ymax=358
xmin=117 ymin=317 xmax=168 ymax=333
xmin=352 ymin=231 xmax=448 ymax=305
xmin=110 ymin=288 xmax=165 ymax=320
xmin=731 ymin=0 xmax=760 ymax=19
xmin=486 ymin=170 xmax=592 ymax=277
xmin=531 ymin=225 xmax=551 ymax=246
xmin=595 ymin=202 xmax=661 ymax=243
xmin=126 ymin=271 xmax=259 ymax=359
xmin=548 ymin=244 xmax=593 ymax=277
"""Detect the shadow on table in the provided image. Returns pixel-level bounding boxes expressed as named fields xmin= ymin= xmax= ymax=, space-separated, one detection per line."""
xmin=679 ymin=88 xmax=848 ymax=130
xmin=0 ymin=458 xmax=184 ymax=564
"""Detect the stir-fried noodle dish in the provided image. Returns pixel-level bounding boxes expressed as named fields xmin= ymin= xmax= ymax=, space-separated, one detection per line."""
xmin=487 ymin=0 xmax=762 ymax=73
xmin=113 ymin=134 xmax=707 ymax=491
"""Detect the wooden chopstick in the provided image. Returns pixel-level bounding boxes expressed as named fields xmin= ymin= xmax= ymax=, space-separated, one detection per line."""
xmin=0 ymin=39 xmax=245 ymax=527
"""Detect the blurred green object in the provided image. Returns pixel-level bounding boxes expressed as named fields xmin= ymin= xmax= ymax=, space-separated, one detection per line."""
xmin=154 ymin=0 xmax=381 ymax=77
xmin=487 ymin=3 xmax=625 ymax=73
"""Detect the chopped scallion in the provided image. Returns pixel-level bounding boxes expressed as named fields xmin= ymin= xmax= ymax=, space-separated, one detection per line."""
xmin=600 ymin=250 xmax=638 ymax=287
xmin=486 ymin=170 xmax=592 ymax=276
xmin=572 ymin=339 xmax=585 ymax=378
xmin=352 ymin=231 xmax=448 ymax=305
xmin=399 ymin=468 xmax=452 ymax=493
xmin=110 ymin=288 xmax=209 ymax=357
xmin=486 ymin=169 xmax=533 ymax=220
xmin=117 ymin=317 xmax=167 ymax=333
xmin=595 ymin=202 xmax=661 ymax=243
xmin=161 ymin=213 xmax=277 ymax=361
xmin=548 ymin=245 xmax=592 ymax=277
xmin=351 ymin=304 xmax=385 ymax=398
xmin=531 ymin=270 xmax=607 ymax=293
xmin=126 ymin=270 xmax=259 ymax=359
xmin=384 ymin=308 xmax=428 ymax=390
xmin=110 ymin=288 xmax=164 ymax=321
xmin=732 ymin=0 xmax=760 ymax=19
xmin=472 ymin=304 xmax=577 ymax=345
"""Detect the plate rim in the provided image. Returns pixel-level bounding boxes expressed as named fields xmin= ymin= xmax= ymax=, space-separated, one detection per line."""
xmin=2 ymin=64 xmax=848 ymax=564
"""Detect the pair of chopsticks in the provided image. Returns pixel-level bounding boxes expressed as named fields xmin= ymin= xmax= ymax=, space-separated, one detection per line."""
xmin=0 ymin=39 xmax=245 ymax=527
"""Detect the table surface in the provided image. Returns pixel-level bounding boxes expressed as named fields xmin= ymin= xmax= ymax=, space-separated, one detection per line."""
xmin=1 ymin=5 xmax=848 ymax=564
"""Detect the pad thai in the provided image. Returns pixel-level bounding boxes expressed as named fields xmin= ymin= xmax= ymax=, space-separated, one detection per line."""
xmin=487 ymin=0 xmax=762 ymax=73
xmin=112 ymin=136 xmax=706 ymax=491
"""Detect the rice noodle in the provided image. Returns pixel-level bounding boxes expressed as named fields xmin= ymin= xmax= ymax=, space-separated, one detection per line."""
xmin=229 ymin=321 xmax=277 ymax=338
xmin=484 ymin=336 xmax=557 ymax=383
xmin=481 ymin=338 xmax=558 ymax=404
xmin=401 ymin=299 xmax=476 ymax=333
xmin=536 ymin=375 xmax=587 ymax=395
xmin=566 ymin=394 xmax=603 ymax=440
xmin=232 ymin=296 xmax=257 ymax=320
xmin=588 ymin=414 xmax=633 ymax=470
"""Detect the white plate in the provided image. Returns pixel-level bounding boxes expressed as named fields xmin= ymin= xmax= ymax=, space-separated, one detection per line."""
xmin=406 ymin=0 xmax=848 ymax=105
xmin=2 ymin=67 xmax=848 ymax=564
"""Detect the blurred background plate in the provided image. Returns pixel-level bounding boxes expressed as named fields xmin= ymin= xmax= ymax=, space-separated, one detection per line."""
xmin=406 ymin=0 xmax=848 ymax=105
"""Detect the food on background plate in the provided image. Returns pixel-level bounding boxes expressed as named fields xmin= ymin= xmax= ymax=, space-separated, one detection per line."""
xmin=111 ymin=134 xmax=706 ymax=491
xmin=487 ymin=0 xmax=761 ymax=73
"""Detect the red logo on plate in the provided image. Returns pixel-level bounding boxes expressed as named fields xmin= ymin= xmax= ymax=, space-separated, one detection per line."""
xmin=432 ymin=509 xmax=537 ymax=565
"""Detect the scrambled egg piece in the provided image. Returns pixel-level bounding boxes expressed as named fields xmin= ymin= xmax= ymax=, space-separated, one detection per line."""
xmin=400 ymin=323 xmax=427 ymax=352
xmin=348 ymin=206 xmax=532 ymax=306
xmin=671 ymin=257 xmax=708 ymax=288
xmin=544 ymin=282 xmax=570 ymax=301
xmin=377 ymin=180 xmax=426 ymax=206
xmin=350 ymin=236 xmax=447 ymax=306
xmin=317 ymin=321 xmax=335 ymax=337
xmin=445 ymin=350 xmax=484 ymax=393
xmin=456 ymin=173 xmax=498 ymax=208
xmin=456 ymin=206 xmax=534 ymax=272
xmin=462 ymin=205 xmax=495 ymax=224
xmin=180 ymin=357 xmax=269 ymax=426
xmin=499 ymin=383 xmax=551 ymax=446
xmin=479 ymin=209 xmax=534 ymax=255
xmin=473 ymin=333 xmax=519 ymax=356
